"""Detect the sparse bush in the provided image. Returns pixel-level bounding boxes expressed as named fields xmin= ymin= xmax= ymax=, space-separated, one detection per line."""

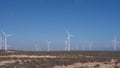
xmin=14 ymin=61 xmax=20 ymax=64
xmin=94 ymin=64 xmax=101 ymax=68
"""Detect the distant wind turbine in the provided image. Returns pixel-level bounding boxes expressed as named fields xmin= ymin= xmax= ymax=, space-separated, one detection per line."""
xmin=66 ymin=30 xmax=73 ymax=51
xmin=82 ymin=44 xmax=85 ymax=51
xmin=65 ymin=39 xmax=67 ymax=51
xmin=35 ymin=44 xmax=39 ymax=51
xmin=47 ymin=40 xmax=51 ymax=51
xmin=113 ymin=36 xmax=117 ymax=51
xmin=76 ymin=45 xmax=79 ymax=50
xmin=2 ymin=31 xmax=12 ymax=51
xmin=0 ymin=37 xmax=3 ymax=49
xmin=89 ymin=42 xmax=92 ymax=51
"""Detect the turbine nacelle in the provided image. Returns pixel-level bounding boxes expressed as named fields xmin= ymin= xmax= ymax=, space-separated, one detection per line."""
xmin=112 ymin=36 xmax=117 ymax=42
xmin=2 ymin=31 xmax=12 ymax=37
xmin=66 ymin=30 xmax=74 ymax=38
xmin=47 ymin=40 xmax=51 ymax=44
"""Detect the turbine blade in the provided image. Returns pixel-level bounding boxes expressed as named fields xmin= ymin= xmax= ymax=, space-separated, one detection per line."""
xmin=1 ymin=31 xmax=6 ymax=36
xmin=7 ymin=34 xmax=12 ymax=37
xmin=66 ymin=30 xmax=69 ymax=36
xmin=66 ymin=30 xmax=74 ymax=37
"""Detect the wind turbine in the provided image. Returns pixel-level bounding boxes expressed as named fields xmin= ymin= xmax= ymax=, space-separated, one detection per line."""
xmin=75 ymin=45 xmax=79 ymax=50
xmin=82 ymin=44 xmax=85 ymax=51
xmin=47 ymin=40 xmax=51 ymax=51
xmin=65 ymin=39 xmax=67 ymax=51
xmin=35 ymin=44 xmax=39 ymax=51
xmin=89 ymin=42 xmax=92 ymax=51
xmin=113 ymin=36 xmax=117 ymax=51
xmin=0 ymin=37 xmax=3 ymax=49
xmin=66 ymin=30 xmax=73 ymax=51
xmin=2 ymin=31 xmax=12 ymax=51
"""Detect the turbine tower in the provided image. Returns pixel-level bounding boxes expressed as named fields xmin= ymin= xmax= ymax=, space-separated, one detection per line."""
xmin=0 ymin=37 xmax=3 ymax=49
xmin=47 ymin=40 xmax=50 ymax=51
xmin=89 ymin=42 xmax=92 ymax=51
xmin=66 ymin=31 xmax=73 ymax=51
xmin=65 ymin=39 xmax=67 ymax=50
xmin=35 ymin=44 xmax=39 ymax=51
xmin=113 ymin=36 xmax=117 ymax=51
xmin=2 ymin=31 xmax=12 ymax=51
xmin=76 ymin=45 xmax=79 ymax=50
xmin=82 ymin=44 xmax=85 ymax=51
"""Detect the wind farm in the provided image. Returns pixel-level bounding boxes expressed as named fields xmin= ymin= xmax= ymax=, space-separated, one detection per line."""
xmin=0 ymin=30 xmax=120 ymax=68
xmin=0 ymin=0 xmax=120 ymax=68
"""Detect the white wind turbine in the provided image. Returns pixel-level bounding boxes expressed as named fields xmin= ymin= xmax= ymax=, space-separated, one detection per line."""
xmin=66 ymin=31 xmax=73 ymax=51
xmin=89 ymin=42 xmax=92 ymax=51
xmin=0 ymin=37 xmax=3 ymax=49
xmin=75 ymin=45 xmax=79 ymax=50
xmin=2 ymin=31 xmax=12 ymax=51
xmin=35 ymin=44 xmax=39 ymax=51
xmin=36 ymin=43 xmax=41 ymax=51
xmin=82 ymin=44 xmax=85 ymax=51
xmin=47 ymin=40 xmax=51 ymax=51
xmin=113 ymin=36 xmax=117 ymax=51
xmin=65 ymin=39 xmax=67 ymax=51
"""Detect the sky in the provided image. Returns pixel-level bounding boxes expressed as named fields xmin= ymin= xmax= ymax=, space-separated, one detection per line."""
xmin=0 ymin=0 xmax=120 ymax=51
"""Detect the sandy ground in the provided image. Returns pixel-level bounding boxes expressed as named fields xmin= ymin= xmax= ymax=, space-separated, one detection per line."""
xmin=0 ymin=60 xmax=16 ymax=66
xmin=0 ymin=55 xmax=57 ymax=66
xmin=0 ymin=54 xmax=119 ymax=68
xmin=53 ymin=62 xmax=120 ymax=68
xmin=0 ymin=60 xmax=120 ymax=68
xmin=0 ymin=55 xmax=57 ymax=58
